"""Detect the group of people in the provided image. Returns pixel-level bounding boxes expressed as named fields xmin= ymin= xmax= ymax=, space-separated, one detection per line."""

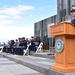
xmin=3 ymin=37 xmax=28 ymax=55
xmin=3 ymin=36 xmax=41 ymax=55
xmin=29 ymin=36 xmax=41 ymax=54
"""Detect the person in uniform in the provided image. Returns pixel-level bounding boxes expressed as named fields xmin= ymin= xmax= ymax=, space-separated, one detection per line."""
xmin=71 ymin=5 xmax=75 ymax=25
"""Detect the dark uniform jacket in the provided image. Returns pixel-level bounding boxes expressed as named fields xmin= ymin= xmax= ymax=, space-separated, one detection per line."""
xmin=71 ymin=19 xmax=75 ymax=25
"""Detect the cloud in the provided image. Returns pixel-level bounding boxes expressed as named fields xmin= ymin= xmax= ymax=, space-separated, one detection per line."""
xmin=0 ymin=25 xmax=34 ymax=42
xmin=12 ymin=15 xmax=22 ymax=19
xmin=0 ymin=5 xmax=34 ymax=42
xmin=0 ymin=4 xmax=34 ymax=20
xmin=0 ymin=19 xmax=14 ymax=25
xmin=0 ymin=4 xmax=34 ymax=25
xmin=0 ymin=5 xmax=34 ymax=16
xmin=0 ymin=15 xmax=8 ymax=19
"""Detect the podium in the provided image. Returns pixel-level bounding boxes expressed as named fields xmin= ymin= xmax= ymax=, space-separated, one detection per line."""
xmin=50 ymin=22 xmax=75 ymax=72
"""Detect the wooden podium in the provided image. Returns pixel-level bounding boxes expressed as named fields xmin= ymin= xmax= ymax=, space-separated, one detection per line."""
xmin=50 ymin=22 xmax=75 ymax=72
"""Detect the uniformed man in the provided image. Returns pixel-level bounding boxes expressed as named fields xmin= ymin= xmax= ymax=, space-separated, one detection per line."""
xmin=71 ymin=5 xmax=75 ymax=25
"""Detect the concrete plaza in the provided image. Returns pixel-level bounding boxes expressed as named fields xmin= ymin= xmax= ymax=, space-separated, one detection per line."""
xmin=0 ymin=54 xmax=44 ymax=75
xmin=1 ymin=52 xmax=75 ymax=75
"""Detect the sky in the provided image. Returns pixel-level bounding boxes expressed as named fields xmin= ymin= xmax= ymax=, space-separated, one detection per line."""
xmin=0 ymin=0 xmax=57 ymax=43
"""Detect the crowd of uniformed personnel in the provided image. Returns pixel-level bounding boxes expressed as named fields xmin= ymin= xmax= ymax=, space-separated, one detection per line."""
xmin=3 ymin=36 xmax=41 ymax=55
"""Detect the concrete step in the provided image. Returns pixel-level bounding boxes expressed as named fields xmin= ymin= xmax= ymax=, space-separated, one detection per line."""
xmin=30 ymin=52 xmax=55 ymax=59
xmin=2 ymin=53 xmax=74 ymax=75
xmin=0 ymin=55 xmax=45 ymax=75
xmin=3 ymin=54 xmax=54 ymax=75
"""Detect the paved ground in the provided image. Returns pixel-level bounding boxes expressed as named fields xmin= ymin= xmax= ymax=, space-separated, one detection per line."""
xmin=0 ymin=55 xmax=45 ymax=75
xmin=3 ymin=53 xmax=55 ymax=69
xmin=2 ymin=53 xmax=65 ymax=75
xmin=1 ymin=52 xmax=75 ymax=75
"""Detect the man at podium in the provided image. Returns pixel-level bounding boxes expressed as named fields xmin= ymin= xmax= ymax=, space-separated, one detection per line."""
xmin=71 ymin=5 xmax=75 ymax=25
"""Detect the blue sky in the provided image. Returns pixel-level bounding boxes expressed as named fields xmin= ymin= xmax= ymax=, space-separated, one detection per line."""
xmin=0 ymin=0 xmax=57 ymax=43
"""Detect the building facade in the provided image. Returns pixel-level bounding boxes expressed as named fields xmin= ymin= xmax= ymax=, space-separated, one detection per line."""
xmin=34 ymin=0 xmax=74 ymax=50
xmin=34 ymin=15 xmax=57 ymax=49
xmin=57 ymin=0 xmax=75 ymax=22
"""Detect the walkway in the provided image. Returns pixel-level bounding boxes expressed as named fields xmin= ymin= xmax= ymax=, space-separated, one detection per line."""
xmin=1 ymin=52 xmax=75 ymax=75
xmin=0 ymin=55 xmax=44 ymax=75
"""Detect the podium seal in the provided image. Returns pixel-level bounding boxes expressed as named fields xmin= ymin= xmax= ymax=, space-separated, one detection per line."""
xmin=55 ymin=39 xmax=64 ymax=53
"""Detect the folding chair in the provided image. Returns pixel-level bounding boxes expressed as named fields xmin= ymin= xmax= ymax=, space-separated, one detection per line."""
xmin=36 ymin=42 xmax=43 ymax=53
xmin=23 ymin=43 xmax=31 ymax=55
xmin=0 ymin=46 xmax=3 ymax=54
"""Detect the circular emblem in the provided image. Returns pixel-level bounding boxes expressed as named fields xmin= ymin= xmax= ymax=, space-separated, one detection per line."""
xmin=55 ymin=39 xmax=64 ymax=53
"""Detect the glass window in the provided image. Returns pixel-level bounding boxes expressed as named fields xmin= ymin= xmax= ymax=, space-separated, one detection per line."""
xmin=68 ymin=0 xmax=71 ymax=15
xmin=54 ymin=15 xmax=56 ymax=23
xmin=51 ymin=17 xmax=53 ymax=23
